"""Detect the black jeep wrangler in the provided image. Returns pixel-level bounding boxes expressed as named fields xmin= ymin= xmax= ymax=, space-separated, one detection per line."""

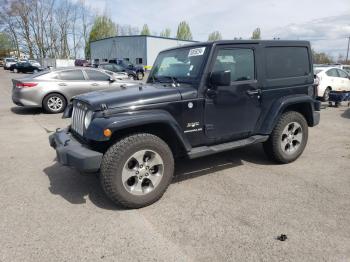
xmin=49 ymin=40 xmax=320 ymax=208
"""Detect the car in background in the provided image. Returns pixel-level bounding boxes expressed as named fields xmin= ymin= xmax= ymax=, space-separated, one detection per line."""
xmin=12 ymin=67 xmax=135 ymax=113
xmin=338 ymin=65 xmax=350 ymax=74
xmin=75 ymin=59 xmax=90 ymax=67
xmin=4 ymin=58 xmax=17 ymax=70
xmin=29 ymin=60 xmax=41 ymax=67
xmin=101 ymin=69 xmax=129 ymax=80
xmin=314 ymin=67 xmax=350 ymax=101
xmin=98 ymin=63 xmax=139 ymax=80
xmin=109 ymin=59 xmax=145 ymax=80
xmin=10 ymin=62 xmax=43 ymax=74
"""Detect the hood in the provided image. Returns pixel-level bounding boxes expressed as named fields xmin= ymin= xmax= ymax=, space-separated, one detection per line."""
xmin=75 ymin=84 xmax=197 ymax=111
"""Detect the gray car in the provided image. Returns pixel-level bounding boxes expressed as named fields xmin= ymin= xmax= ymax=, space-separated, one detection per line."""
xmin=12 ymin=67 xmax=135 ymax=113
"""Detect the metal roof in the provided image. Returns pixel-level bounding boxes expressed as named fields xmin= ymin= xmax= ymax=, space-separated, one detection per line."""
xmin=90 ymin=35 xmax=198 ymax=44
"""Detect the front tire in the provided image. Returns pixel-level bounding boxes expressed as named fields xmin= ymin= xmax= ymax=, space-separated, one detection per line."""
xmin=263 ymin=111 xmax=308 ymax=164
xmin=100 ymin=133 xmax=174 ymax=208
xmin=136 ymin=72 xmax=144 ymax=80
xmin=43 ymin=93 xmax=67 ymax=114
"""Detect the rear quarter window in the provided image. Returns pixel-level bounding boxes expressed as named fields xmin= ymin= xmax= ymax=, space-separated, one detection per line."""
xmin=265 ymin=47 xmax=310 ymax=79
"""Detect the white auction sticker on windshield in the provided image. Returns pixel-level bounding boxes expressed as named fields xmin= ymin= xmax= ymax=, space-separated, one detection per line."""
xmin=188 ymin=47 xmax=206 ymax=57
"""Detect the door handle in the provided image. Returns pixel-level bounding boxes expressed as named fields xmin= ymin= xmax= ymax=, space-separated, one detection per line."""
xmin=58 ymin=83 xmax=67 ymax=86
xmin=91 ymin=83 xmax=99 ymax=86
xmin=246 ymin=89 xmax=260 ymax=96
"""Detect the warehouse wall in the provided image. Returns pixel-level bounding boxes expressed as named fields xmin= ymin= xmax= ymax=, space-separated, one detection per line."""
xmin=90 ymin=36 xmax=196 ymax=68
xmin=90 ymin=36 xmax=147 ymax=65
xmin=146 ymin=38 xmax=195 ymax=68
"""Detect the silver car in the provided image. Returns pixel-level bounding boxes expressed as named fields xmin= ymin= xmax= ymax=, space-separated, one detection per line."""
xmin=12 ymin=67 xmax=135 ymax=113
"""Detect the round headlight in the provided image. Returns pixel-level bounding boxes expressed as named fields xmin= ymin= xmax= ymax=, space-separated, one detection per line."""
xmin=84 ymin=111 xmax=93 ymax=129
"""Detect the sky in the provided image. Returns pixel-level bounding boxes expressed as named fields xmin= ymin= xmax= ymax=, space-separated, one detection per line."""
xmin=83 ymin=0 xmax=350 ymax=58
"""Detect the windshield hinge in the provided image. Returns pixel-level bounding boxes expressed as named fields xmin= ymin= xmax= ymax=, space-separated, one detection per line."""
xmin=101 ymin=103 xmax=108 ymax=110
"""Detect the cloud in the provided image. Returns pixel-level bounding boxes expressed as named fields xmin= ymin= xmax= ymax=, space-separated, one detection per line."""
xmin=78 ymin=0 xmax=350 ymax=56
xmin=269 ymin=14 xmax=350 ymax=57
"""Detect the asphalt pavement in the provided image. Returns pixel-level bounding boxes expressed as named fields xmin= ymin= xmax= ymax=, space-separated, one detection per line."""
xmin=0 ymin=68 xmax=350 ymax=261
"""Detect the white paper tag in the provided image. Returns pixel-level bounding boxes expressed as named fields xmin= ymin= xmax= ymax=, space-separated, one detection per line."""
xmin=188 ymin=47 xmax=206 ymax=57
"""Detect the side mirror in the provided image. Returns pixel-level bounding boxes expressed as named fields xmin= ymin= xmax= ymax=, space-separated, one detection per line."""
xmin=109 ymin=77 xmax=116 ymax=83
xmin=210 ymin=70 xmax=231 ymax=86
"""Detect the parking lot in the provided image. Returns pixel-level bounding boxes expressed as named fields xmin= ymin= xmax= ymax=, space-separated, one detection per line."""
xmin=0 ymin=68 xmax=350 ymax=261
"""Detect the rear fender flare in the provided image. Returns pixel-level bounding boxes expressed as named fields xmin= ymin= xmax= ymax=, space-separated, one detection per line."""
xmin=260 ymin=94 xmax=316 ymax=134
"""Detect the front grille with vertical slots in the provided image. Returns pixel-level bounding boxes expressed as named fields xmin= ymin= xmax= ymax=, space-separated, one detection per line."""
xmin=71 ymin=102 xmax=88 ymax=136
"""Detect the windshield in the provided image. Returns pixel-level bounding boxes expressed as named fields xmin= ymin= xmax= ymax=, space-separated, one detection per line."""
xmin=149 ymin=46 xmax=208 ymax=83
xmin=6 ymin=58 xmax=16 ymax=62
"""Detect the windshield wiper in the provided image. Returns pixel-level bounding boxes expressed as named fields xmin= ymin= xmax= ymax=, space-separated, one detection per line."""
xmin=157 ymin=76 xmax=180 ymax=87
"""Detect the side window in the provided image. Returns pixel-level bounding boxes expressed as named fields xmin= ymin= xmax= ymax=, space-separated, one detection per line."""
xmin=136 ymin=58 xmax=143 ymax=64
xmin=337 ymin=69 xmax=348 ymax=78
xmin=103 ymin=64 xmax=113 ymax=71
xmin=266 ymin=47 xmax=310 ymax=79
xmin=212 ymin=48 xmax=255 ymax=82
xmin=326 ymin=69 xmax=339 ymax=77
xmin=113 ymin=65 xmax=124 ymax=72
xmin=59 ymin=70 xmax=85 ymax=80
xmin=85 ymin=70 xmax=110 ymax=81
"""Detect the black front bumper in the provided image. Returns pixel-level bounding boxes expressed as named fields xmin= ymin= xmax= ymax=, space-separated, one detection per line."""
xmin=49 ymin=129 xmax=103 ymax=173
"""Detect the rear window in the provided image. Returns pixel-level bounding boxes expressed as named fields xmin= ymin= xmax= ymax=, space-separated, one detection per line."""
xmin=59 ymin=70 xmax=85 ymax=80
xmin=314 ymin=69 xmax=324 ymax=74
xmin=326 ymin=69 xmax=338 ymax=77
xmin=265 ymin=47 xmax=310 ymax=79
xmin=85 ymin=69 xmax=110 ymax=81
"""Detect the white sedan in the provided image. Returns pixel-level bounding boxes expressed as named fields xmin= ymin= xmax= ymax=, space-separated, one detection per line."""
xmin=314 ymin=67 xmax=350 ymax=101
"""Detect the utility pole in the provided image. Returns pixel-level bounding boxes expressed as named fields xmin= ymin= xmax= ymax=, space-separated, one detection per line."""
xmin=346 ymin=36 xmax=350 ymax=63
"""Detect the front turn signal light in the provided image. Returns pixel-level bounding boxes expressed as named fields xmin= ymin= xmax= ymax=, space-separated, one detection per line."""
xmin=103 ymin=129 xmax=112 ymax=137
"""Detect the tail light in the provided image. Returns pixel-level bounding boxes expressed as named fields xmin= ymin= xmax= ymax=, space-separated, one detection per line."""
xmin=16 ymin=82 xmax=38 ymax=88
xmin=313 ymin=76 xmax=320 ymax=97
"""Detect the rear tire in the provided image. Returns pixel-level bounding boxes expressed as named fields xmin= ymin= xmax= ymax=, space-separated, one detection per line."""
xmin=263 ymin=111 xmax=308 ymax=164
xmin=100 ymin=133 xmax=174 ymax=209
xmin=43 ymin=93 xmax=67 ymax=114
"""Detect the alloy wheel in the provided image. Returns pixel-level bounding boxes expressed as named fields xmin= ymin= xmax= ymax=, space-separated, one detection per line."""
xmin=47 ymin=96 xmax=63 ymax=112
xmin=280 ymin=122 xmax=303 ymax=155
xmin=122 ymin=149 xmax=164 ymax=196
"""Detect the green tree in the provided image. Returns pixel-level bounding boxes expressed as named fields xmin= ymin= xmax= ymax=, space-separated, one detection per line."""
xmin=176 ymin=21 xmax=192 ymax=40
xmin=208 ymin=31 xmax=222 ymax=41
xmin=86 ymin=16 xmax=117 ymax=58
xmin=251 ymin=28 xmax=261 ymax=40
xmin=0 ymin=32 xmax=13 ymax=57
xmin=140 ymin=24 xmax=150 ymax=35
xmin=160 ymin=28 xmax=171 ymax=38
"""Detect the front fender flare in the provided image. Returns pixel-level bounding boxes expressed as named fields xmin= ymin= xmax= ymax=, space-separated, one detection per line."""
xmin=85 ymin=109 xmax=191 ymax=151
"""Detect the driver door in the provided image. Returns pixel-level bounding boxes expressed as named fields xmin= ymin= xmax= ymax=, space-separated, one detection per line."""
xmin=204 ymin=46 xmax=262 ymax=141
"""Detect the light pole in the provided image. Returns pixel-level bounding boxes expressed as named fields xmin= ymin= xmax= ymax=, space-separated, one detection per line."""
xmin=346 ymin=36 xmax=350 ymax=62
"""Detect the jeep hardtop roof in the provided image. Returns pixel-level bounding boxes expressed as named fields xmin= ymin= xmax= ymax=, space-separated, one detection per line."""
xmin=160 ymin=40 xmax=311 ymax=53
